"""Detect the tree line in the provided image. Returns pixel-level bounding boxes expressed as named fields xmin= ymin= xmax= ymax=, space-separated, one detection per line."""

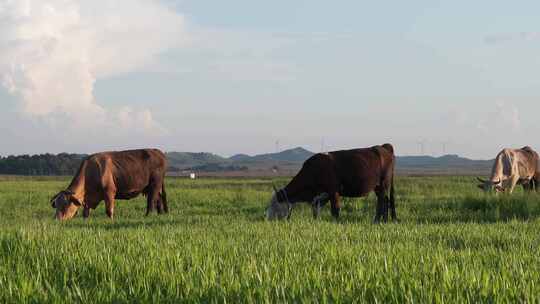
xmin=0 ymin=153 xmax=250 ymax=176
xmin=0 ymin=153 xmax=87 ymax=176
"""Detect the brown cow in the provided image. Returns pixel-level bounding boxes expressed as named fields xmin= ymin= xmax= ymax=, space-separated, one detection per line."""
xmin=50 ymin=149 xmax=168 ymax=220
xmin=477 ymin=146 xmax=539 ymax=193
xmin=266 ymin=144 xmax=396 ymax=223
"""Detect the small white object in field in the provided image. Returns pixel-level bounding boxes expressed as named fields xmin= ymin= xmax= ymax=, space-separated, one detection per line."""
xmin=189 ymin=173 xmax=196 ymax=179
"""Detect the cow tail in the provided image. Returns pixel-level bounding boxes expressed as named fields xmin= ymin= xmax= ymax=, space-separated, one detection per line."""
xmin=390 ymin=175 xmax=395 ymax=206
xmin=161 ymin=182 xmax=169 ymax=213
xmin=389 ymin=161 xmax=397 ymax=221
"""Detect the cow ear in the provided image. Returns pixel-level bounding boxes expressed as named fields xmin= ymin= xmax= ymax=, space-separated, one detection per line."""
xmin=50 ymin=194 xmax=59 ymax=208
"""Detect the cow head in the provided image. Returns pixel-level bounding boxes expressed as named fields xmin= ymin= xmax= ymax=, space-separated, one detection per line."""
xmin=50 ymin=190 xmax=82 ymax=220
xmin=265 ymin=186 xmax=292 ymax=220
xmin=476 ymin=177 xmax=504 ymax=193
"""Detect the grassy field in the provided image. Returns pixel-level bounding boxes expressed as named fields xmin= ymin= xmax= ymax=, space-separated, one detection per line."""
xmin=1 ymin=176 xmax=540 ymax=303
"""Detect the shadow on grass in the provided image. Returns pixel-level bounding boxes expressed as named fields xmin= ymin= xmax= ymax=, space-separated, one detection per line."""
xmin=61 ymin=216 xmax=192 ymax=230
xmin=409 ymin=194 xmax=540 ymax=224
xmin=251 ymin=194 xmax=540 ymax=225
xmin=57 ymin=193 xmax=540 ymax=228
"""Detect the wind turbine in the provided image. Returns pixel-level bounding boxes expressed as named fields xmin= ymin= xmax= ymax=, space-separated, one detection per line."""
xmin=417 ymin=140 xmax=426 ymax=155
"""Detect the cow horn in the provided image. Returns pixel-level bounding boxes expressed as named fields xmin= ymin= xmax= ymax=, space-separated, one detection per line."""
xmin=492 ymin=179 xmax=501 ymax=184
xmin=50 ymin=192 xmax=61 ymax=208
xmin=287 ymin=203 xmax=293 ymax=221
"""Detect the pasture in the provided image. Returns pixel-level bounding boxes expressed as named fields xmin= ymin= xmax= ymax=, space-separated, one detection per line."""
xmin=1 ymin=176 xmax=540 ymax=303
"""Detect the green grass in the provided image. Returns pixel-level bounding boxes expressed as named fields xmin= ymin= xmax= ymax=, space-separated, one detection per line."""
xmin=1 ymin=176 xmax=540 ymax=303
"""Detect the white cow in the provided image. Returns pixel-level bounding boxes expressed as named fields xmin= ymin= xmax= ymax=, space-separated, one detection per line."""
xmin=477 ymin=147 xmax=539 ymax=193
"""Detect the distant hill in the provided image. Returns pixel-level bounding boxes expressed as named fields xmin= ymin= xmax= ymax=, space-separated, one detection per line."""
xmin=168 ymin=147 xmax=314 ymax=173
xmin=397 ymin=154 xmax=493 ymax=168
xmin=231 ymin=147 xmax=314 ymax=163
xmin=166 ymin=152 xmax=229 ymax=171
xmin=229 ymin=154 xmax=251 ymax=162
xmin=396 ymin=154 xmax=493 ymax=175
xmin=168 ymin=148 xmax=494 ymax=175
xmin=0 ymin=148 xmax=495 ymax=176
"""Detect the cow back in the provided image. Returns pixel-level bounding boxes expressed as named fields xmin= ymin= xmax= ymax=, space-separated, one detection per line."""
xmin=331 ymin=145 xmax=394 ymax=196
xmin=88 ymin=149 xmax=166 ymax=194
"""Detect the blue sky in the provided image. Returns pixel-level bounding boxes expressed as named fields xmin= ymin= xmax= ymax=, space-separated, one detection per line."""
xmin=1 ymin=0 xmax=540 ymax=158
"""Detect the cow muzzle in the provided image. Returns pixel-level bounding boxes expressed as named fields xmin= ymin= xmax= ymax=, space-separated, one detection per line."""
xmin=55 ymin=206 xmax=79 ymax=221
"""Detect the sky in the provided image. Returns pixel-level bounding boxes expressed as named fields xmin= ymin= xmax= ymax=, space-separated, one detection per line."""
xmin=1 ymin=0 xmax=540 ymax=159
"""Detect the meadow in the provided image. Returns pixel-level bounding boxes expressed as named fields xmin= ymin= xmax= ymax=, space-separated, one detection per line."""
xmin=1 ymin=175 xmax=540 ymax=303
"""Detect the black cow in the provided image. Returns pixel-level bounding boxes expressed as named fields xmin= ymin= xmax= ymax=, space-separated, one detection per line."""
xmin=266 ymin=144 xmax=396 ymax=222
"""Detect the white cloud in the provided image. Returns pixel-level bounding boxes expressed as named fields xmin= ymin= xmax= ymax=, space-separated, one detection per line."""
xmin=0 ymin=0 xmax=186 ymax=134
xmin=117 ymin=106 xmax=168 ymax=136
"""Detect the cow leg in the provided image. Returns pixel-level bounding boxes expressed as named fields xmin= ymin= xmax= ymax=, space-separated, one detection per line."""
xmin=312 ymin=193 xmax=329 ymax=219
xmin=312 ymin=199 xmax=321 ymax=219
xmin=522 ymin=180 xmax=530 ymax=192
xmin=161 ymin=195 xmax=169 ymax=213
xmin=83 ymin=207 xmax=90 ymax=219
xmin=382 ymin=194 xmax=389 ymax=223
xmin=386 ymin=186 xmax=396 ymax=222
xmin=389 ymin=197 xmax=397 ymax=222
xmin=312 ymin=202 xmax=320 ymax=219
xmin=528 ymin=178 xmax=537 ymax=193
xmin=385 ymin=185 xmax=397 ymax=222
xmin=145 ymin=190 xmax=155 ymax=216
xmin=529 ymin=176 xmax=540 ymax=192
xmin=509 ymin=176 xmax=520 ymax=194
xmin=104 ymin=192 xmax=116 ymax=220
xmin=146 ymin=183 xmax=162 ymax=216
xmin=161 ymin=183 xmax=169 ymax=213
xmin=156 ymin=196 xmax=164 ymax=214
xmin=522 ymin=179 xmax=534 ymax=193
xmin=385 ymin=194 xmax=394 ymax=222
xmin=389 ymin=182 xmax=397 ymax=222
xmin=156 ymin=191 xmax=165 ymax=215
xmin=330 ymin=192 xmax=341 ymax=220
xmin=374 ymin=187 xmax=387 ymax=223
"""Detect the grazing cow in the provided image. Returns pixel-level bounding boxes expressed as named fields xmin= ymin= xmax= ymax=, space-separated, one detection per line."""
xmin=50 ymin=149 xmax=168 ymax=220
xmin=477 ymin=146 xmax=539 ymax=193
xmin=266 ymin=144 xmax=396 ymax=223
